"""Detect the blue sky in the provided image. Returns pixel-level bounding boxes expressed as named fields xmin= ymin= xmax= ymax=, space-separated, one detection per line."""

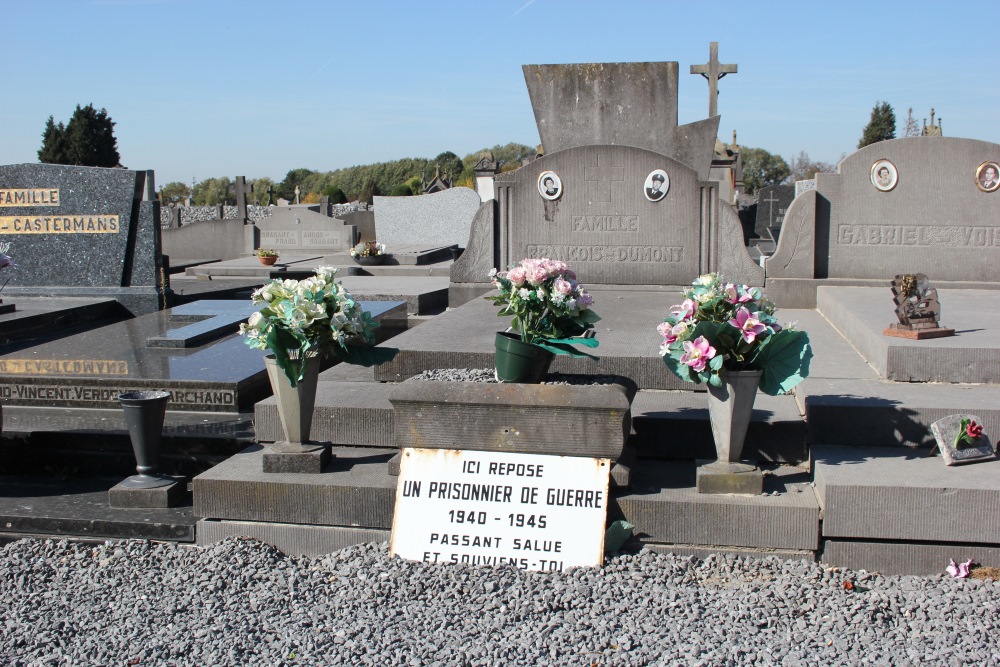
xmin=4 ymin=0 xmax=998 ymax=188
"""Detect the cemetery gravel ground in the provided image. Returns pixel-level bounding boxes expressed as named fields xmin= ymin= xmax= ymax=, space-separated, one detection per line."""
xmin=1 ymin=538 xmax=998 ymax=666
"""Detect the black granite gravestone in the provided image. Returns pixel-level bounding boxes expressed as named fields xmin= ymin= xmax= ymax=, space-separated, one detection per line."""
xmin=0 ymin=163 xmax=170 ymax=315
xmin=754 ymin=184 xmax=794 ymax=243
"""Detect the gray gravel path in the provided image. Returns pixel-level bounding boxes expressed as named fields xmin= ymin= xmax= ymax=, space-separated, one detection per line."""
xmin=1 ymin=537 xmax=997 ymax=666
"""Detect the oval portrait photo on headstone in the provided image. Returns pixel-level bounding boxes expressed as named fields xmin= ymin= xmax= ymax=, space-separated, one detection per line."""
xmin=870 ymin=159 xmax=898 ymax=192
xmin=537 ymin=171 xmax=562 ymax=201
xmin=644 ymin=169 xmax=670 ymax=201
xmin=976 ymin=161 xmax=1000 ymax=193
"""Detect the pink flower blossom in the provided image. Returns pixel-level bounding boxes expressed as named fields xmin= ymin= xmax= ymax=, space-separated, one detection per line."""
xmin=947 ymin=558 xmax=972 ymax=578
xmin=578 ymin=292 xmax=593 ymax=309
xmin=507 ymin=266 xmax=526 ymax=287
xmin=656 ymin=322 xmax=672 ymax=338
xmin=658 ymin=321 xmax=689 ymax=345
xmin=671 ymin=299 xmax=697 ymax=321
xmin=724 ymin=283 xmax=753 ymax=304
xmin=553 ymin=278 xmax=574 ymax=295
xmin=680 ymin=336 xmax=716 ymax=373
xmin=967 ymin=420 xmax=983 ymax=440
xmin=728 ymin=306 xmax=766 ymax=343
xmin=526 ymin=265 xmax=548 ymax=286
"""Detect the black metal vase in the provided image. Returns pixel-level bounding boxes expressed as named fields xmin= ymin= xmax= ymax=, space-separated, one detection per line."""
xmin=118 ymin=390 xmax=173 ymax=489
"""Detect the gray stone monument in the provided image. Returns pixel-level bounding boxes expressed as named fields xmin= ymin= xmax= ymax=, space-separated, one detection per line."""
xmin=0 ymin=163 xmax=171 ymax=315
xmin=249 ymin=207 xmax=357 ymax=256
xmin=754 ymin=184 xmax=794 ymax=242
xmin=374 ymin=187 xmax=482 ymax=250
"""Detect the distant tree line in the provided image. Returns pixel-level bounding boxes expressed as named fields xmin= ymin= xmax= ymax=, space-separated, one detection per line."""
xmin=157 ymin=143 xmax=536 ymax=206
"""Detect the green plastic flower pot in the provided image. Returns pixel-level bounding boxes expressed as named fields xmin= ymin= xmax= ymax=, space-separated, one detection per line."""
xmin=494 ymin=331 xmax=554 ymax=383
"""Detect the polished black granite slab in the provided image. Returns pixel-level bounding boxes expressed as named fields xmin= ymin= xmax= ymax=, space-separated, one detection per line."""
xmin=0 ymin=299 xmax=405 ymax=412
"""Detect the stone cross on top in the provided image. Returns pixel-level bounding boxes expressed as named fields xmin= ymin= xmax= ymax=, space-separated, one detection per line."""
xmin=690 ymin=42 xmax=737 ymax=118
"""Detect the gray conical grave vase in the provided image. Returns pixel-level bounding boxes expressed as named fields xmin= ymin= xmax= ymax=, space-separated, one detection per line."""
xmin=264 ymin=354 xmax=321 ymax=445
xmin=705 ymin=370 xmax=762 ymax=463
xmin=118 ymin=390 xmax=173 ymax=489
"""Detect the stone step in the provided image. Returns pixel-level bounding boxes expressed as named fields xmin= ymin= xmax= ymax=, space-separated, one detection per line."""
xmin=798 ymin=378 xmax=1000 ymax=448
xmin=193 ymin=446 xmax=819 ymax=554
xmin=812 ymin=445 xmax=1000 ymax=544
xmin=820 ymin=540 xmax=1000 ymax=576
xmin=254 ymin=381 xmax=394 ymax=446
xmin=631 ymin=390 xmax=806 ymax=463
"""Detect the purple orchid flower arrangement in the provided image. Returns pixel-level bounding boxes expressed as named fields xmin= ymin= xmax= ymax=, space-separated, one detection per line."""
xmin=657 ymin=273 xmax=813 ymax=395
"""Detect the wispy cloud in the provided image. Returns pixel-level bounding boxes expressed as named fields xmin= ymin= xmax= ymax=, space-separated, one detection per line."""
xmin=512 ymin=0 xmax=535 ymax=17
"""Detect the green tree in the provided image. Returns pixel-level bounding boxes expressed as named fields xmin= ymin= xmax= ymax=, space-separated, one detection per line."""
xmin=38 ymin=104 xmax=120 ymax=167
xmin=741 ymin=147 xmax=790 ymax=195
xmin=192 ymin=177 xmax=234 ymax=206
xmin=250 ymin=177 xmax=276 ymax=205
xmin=160 ymin=181 xmax=191 ymax=204
xmin=278 ymin=168 xmax=315 ymax=201
xmin=359 ymin=180 xmax=380 ymax=204
xmin=858 ymin=101 xmax=896 ymax=148
xmin=429 ymin=151 xmax=464 ymax=182
xmin=322 ymin=185 xmax=347 ymax=204
xmin=389 ymin=183 xmax=413 ymax=196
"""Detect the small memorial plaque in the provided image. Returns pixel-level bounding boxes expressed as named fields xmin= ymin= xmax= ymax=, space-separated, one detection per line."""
xmin=390 ymin=448 xmax=610 ymax=572
xmin=930 ymin=414 xmax=995 ymax=466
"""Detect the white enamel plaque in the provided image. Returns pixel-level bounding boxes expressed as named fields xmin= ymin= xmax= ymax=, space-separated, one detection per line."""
xmin=390 ymin=448 xmax=611 ymax=572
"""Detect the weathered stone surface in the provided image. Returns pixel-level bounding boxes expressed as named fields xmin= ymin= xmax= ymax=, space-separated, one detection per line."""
xmin=640 ymin=543 xmax=815 ymax=562
xmin=196 ymin=519 xmax=389 ymax=557
xmin=193 ymin=445 xmax=397 ymax=528
xmin=251 ymin=207 xmax=356 ymax=255
xmin=821 ymin=540 xmax=1000 ymax=576
xmin=615 ymin=460 xmax=819 ymax=550
xmin=255 ymin=381 xmax=394 ymax=447
xmin=716 ymin=202 xmax=763 ymax=286
xmin=374 ymin=188 xmax=481 ymax=250
xmin=695 ymin=460 xmax=763 ymax=495
xmin=261 ymin=443 xmax=332 ymax=474
xmin=817 ymin=137 xmax=1000 ymax=281
xmin=108 ymin=478 xmax=186 ymax=508
xmin=497 ymin=145 xmax=707 ymax=285
xmin=813 ymin=445 xmax=1000 ymax=543
xmin=765 ymin=191 xmax=816 ymax=279
xmin=449 ymin=200 xmax=496 ymax=284
xmin=930 ymin=413 xmax=996 ymax=466
xmin=816 ymin=286 xmax=1000 ymax=383
xmin=388 ymin=380 xmax=632 ymax=459
xmin=800 ymin=378 xmax=1000 ymax=448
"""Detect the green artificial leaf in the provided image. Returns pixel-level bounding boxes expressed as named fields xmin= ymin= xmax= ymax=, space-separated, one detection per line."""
xmin=709 ymin=354 xmax=724 ymax=371
xmin=577 ymin=310 xmax=602 ymax=325
xmin=265 ymin=326 xmax=308 ymax=387
xmin=663 ymin=353 xmax=699 ymax=384
xmin=534 ymin=337 xmax=600 ymax=359
xmin=338 ymin=345 xmax=399 ymax=367
xmin=756 ymin=330 xmax=813 ymax=395
xmin=708 ymin=372 xmax=723 ymax=388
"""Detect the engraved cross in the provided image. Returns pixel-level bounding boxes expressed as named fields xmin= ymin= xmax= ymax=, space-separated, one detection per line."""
xmin=690 ymin=41 xmax=737 ymax=117
xmin=584 ymin=154 xmax=624 ymax=204
xmin=763 ymin=192 xmax=779 ymax=225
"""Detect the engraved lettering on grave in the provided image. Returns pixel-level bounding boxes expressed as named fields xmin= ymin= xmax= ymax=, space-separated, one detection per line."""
xmin=0 ymin=383 xmax=234 ymax=407
xmin=301 ymin=231 xmax=346 ymax=247
xmin=260 ymin=230 xmax=300 ymax=247
xmin=0 ymin=188 xmax=60 ymax=207
xmin=0 ymin=215 xmax=119 ymax=234
xmin=837 ymin=224 xmax=1000 ymax=247
xmin=0 ymin=359 xmax=129 ymax=375
xmin=584 ymin=155 xmax=624 ymax=204
xmin=526 ymin=244 xmax=683 ymax=263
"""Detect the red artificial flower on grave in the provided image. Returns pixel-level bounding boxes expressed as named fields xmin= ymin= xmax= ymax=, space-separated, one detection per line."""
xmin=966 ymin=420 xmax=983 ymax=440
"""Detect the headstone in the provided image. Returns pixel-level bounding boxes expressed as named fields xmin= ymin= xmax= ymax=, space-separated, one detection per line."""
xmin=767 ymin=138 xmax=1000 ymax=284
xmin=794 ymin=179 xmax=816 ymax=198
xmin=374 ymin=188 xmax=481 ymax=250
xmin=0 ymin=163 xmax=170 ymax=315
xmin=234 ymin=176 xmax=249 ymax=223
xmin=250 ymin=207 xmax=357 ymax=256
xmin=754 ymin=184 xmax=794 ymax=242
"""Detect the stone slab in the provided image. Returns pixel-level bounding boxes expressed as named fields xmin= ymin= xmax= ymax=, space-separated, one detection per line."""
xmin=388 ymin=379 xmax=632 ymax=459
xmin=145 ymin=301 xmax=259 ymax=348
xmin=763 ymin=277 xmax=1000 ymax=310
xmin=812 ymin=445 xmax=1000 ymax=543
xmin=695 ymin=461 xmax=763 ymax=495
xmin=185 ymin=255 xmax=328 ymax=278
xmin=639 ymin=543 xmax=815 ymax=562
xmin=374 ymin=188 xmax=481 ymax=250
xmin=821 ymin=540 xmax=1000 ymax=576
xmin=261 ymin=443 xmax=333 ymax=474
xmin=630 ymin=389 xmax=807 ymax=463
xmin=817 ymin=286 xmax=1000 ymax=383
xmin=193 ymin=445 xmax=397 ymax=528
xmin=799 ymin=378 xmax=1000 ymax=448
xmin=0 ymin=297 xmax=127 ymax=349
xmin=253 ymin=208 xmax=356 ymax=255
xmin=196 ymin=519 xmax=389 ymax=557
xmin=0 ymin=475 xmax=195 ymax=542
xmin=254 ymin=381 xmax=394 ymax=446
xmin=614 ymin=460 xmax=819 ymax=550
xmin=108 ymin=477 xmax=186 ymax=508
xmin=336 ymin=275 xmax=449 ymax=315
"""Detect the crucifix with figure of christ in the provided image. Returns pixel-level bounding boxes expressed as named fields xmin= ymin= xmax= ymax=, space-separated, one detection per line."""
xmin=690 ymin=42 xmax=737 ymax=118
